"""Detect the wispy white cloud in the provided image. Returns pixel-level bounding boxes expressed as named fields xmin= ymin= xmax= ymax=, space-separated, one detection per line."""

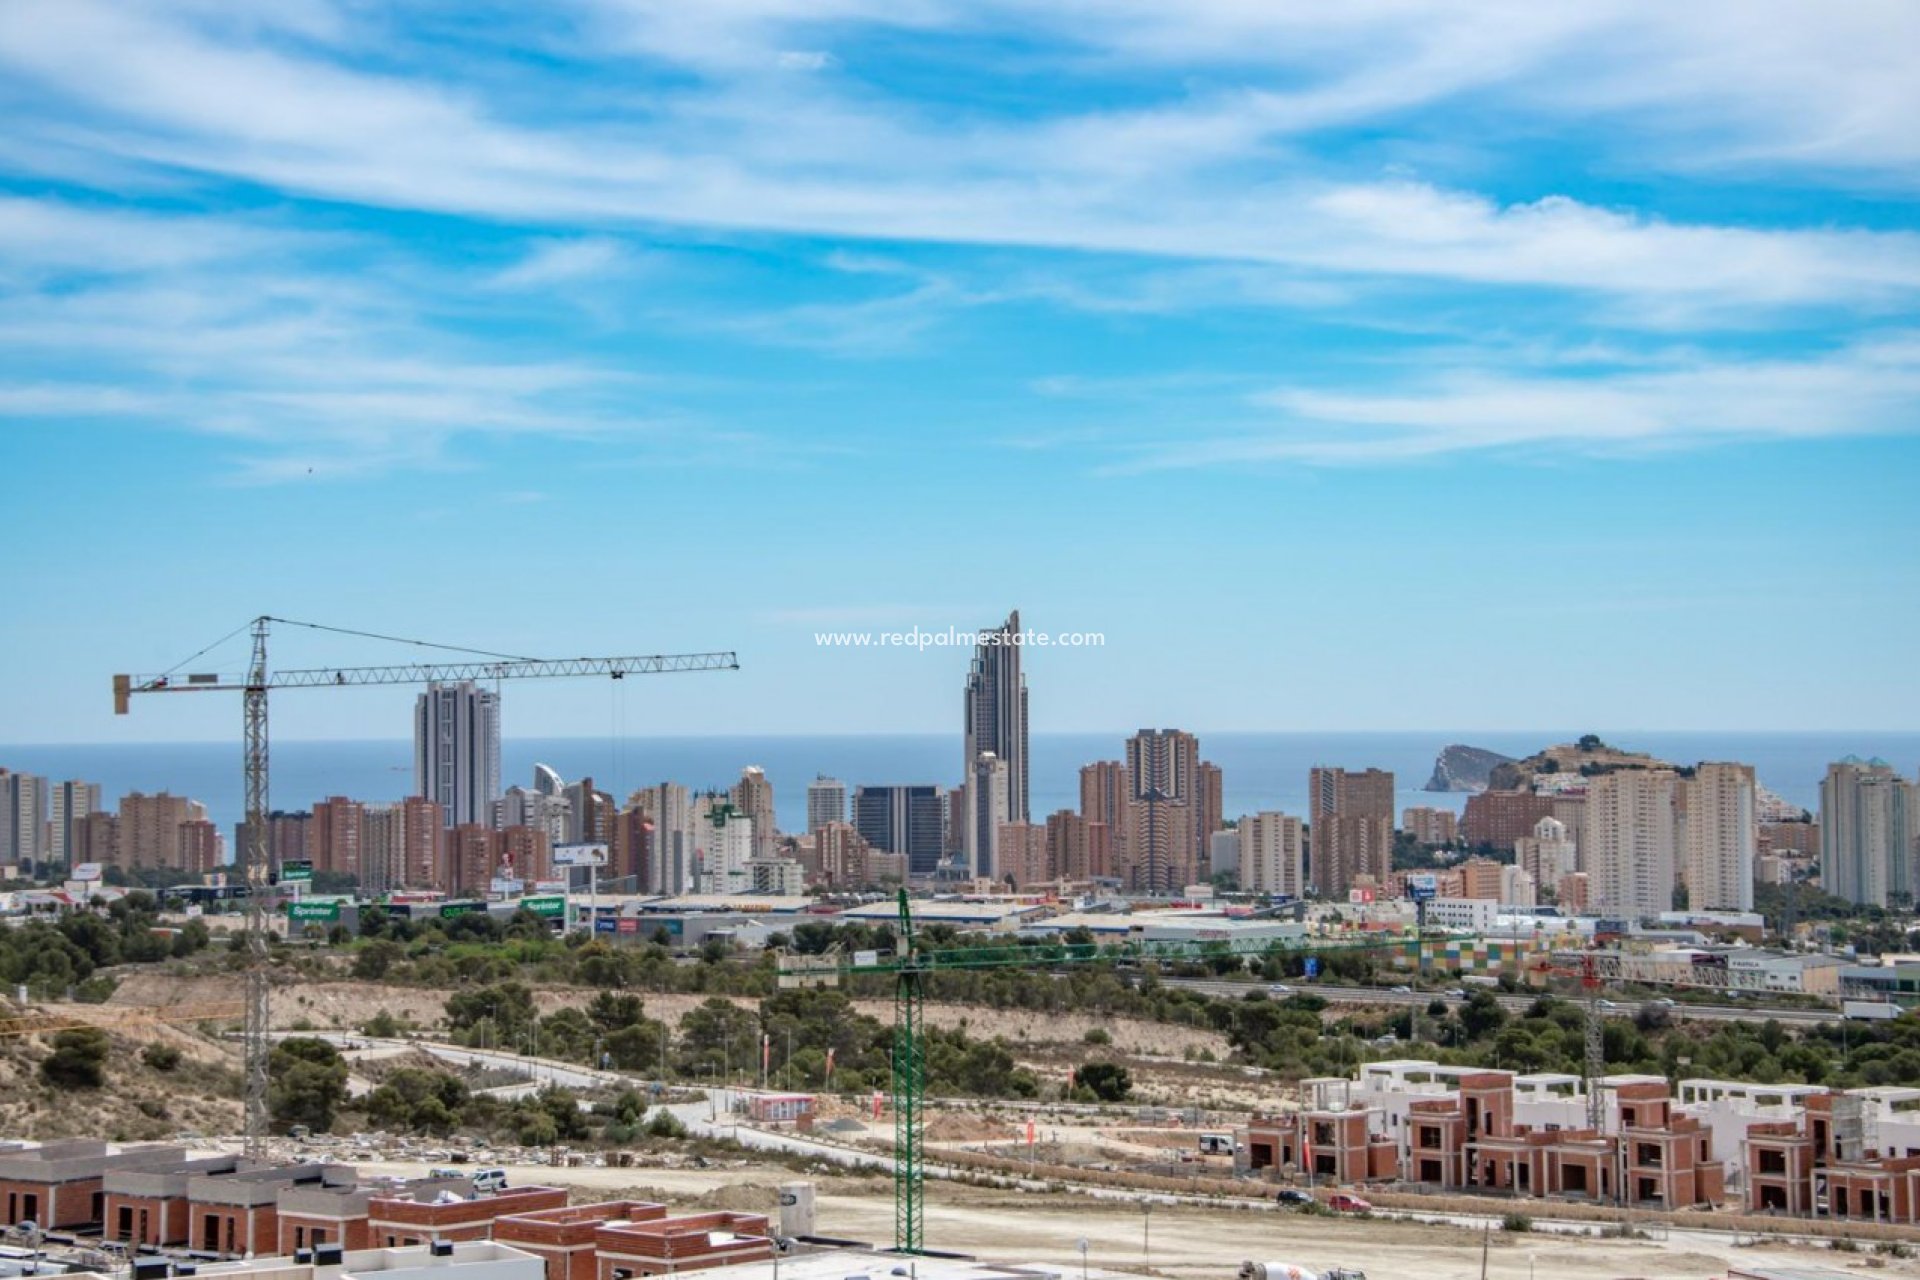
xmin=0 ymin=0 xmax=1915 ymax=319
xmin=489 ymin=237 xmax=634 ymax=290
xmin=1106 ymin=334 xmax=1920 ymax=469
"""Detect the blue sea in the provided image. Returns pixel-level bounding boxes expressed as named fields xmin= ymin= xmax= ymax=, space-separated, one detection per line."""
xmin=3 ymin=732 xmax=1918 ymax=842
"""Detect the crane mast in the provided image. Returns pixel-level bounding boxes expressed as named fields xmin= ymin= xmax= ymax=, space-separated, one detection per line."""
xmin=116 ymin=616 xmax=737 ymax=1159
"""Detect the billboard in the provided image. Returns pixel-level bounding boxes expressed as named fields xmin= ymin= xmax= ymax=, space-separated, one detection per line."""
xmin=70 ymin=862 xmax=103 ymax=883
xmin=288 ymin=899 xmax=342 ymax=924
xmin=1407 ymin=874 xmax=1439 ymax=903
xmin=439 ymin=901 xmax=486 ymax=919
xmin=280 ymin=859 xmax=314 ymax=884
xmin=553 ymin=843 xmax=608 ymax=868
xmin=521 ymin=894 xmax=566 ymax=918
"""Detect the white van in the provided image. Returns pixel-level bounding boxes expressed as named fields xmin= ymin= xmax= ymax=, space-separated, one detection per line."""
xmin=471 ymin=1169 xmax=508 ymax=1195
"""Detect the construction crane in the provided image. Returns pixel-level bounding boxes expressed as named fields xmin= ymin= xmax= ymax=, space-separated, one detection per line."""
xmin=1532 ymin=952 xmax=1609 ymax=1132
xmin=115 ymin=615 xmax=738 ymax=1158
xmin=780 ymin=898 xmax=1440 ymax=1254
xmin=0 ymin=1001 xmax=246 ymax=1039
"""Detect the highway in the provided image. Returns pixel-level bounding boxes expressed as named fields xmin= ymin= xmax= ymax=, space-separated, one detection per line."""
xmin=1155 ymin=976 xmax=1845 ymax=1026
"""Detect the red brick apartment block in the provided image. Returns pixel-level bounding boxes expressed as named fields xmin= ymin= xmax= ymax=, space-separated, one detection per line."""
xmin=101 ymin=1155 xmax=241 ymax=1246
xmin=276 ymin=1169 xmax=391 ymax=1254
xmin=494 ymin=1201 xmax=669 ymax=1280
xmin=0 ymin=1141 xmax=191 ymax=1232
xmin=1244 ymin=1107 xmax=1398 ymax=1184
xmin=186 ymin=1164 xmax=335 ymax=1256
xmin=367 ymin=1184 xmax=569 ymax=1247
xmin=594 ymin=1210 xmax=773 ymax=1280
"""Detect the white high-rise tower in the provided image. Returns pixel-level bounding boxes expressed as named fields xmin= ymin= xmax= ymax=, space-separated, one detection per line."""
xmin=414 ymin=681 xmax=501 ymax=829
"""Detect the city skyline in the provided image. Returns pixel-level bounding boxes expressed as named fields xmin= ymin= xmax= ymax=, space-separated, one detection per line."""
xmin=3 ymin=6 xmax=1918 ymax=741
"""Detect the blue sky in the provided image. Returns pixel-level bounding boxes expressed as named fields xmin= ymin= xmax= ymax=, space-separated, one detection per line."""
xmin=2 ymin=0 xmax=1917 ymax=742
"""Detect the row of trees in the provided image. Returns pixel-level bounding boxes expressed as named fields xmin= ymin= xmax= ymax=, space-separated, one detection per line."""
xmin=1 ymin=893 xmax=212 ymax=998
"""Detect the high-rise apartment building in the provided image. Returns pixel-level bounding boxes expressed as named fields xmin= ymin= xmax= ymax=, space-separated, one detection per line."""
xmin=815 ymin=820 xmax=873 ymax=889
xmin=176 ymin=819 xmax=223 ymax=875
xmin=806 ymin=776 xmax=847 ymax=834
xmin=498 ymin=824 xmax=553 ymax=886
xmin=1238 ymin=811 xmax=1305 ymax=898
xmin=73 ymin=811 xmax=118 ymax=867
xmin=117 ymin=791 xmax=208 ymax=871
xmin=48 ymin=779 xmax=100 ymax=867
xmin=1586 ymin=769 xmax=1680 ymax=920
xmin=1820 ymin=758 xmax=1918 ymax=908
xmin=1682 ymin=762 xmax=1756 ymax=912
xmin=1515 ymin=816 xmax=1578 ymax=898
xmin=1078 ymin=761 xmax=1130 ymax=867
xmin=731 ymin=767 xmax=777 ymax=862
xmin=307 ymin=796 xmax=365 ymax=881
xmin=1124 ymin=729 xmax=1208 ymax=893
xmin=363 ymin=798 xmax=444 ymax=895
xmin=1044 ymin=809 xmax=1112 ymax=882
xmin=966 ymin=752 xmax=1010 ymax=879
xmin=493 ymin=785 xmax=572 ymax=845
xmin=697 ymin=802 xmax=753 ymax=895
xmin=1401 ymin=806 xmax=1458 ymax=847
xmin=1209 ymin=828 xmax=1240 ymax=879
xmin=635 ymin=782 xmax=696 ymax=894
xmin=0 ymin=768 xmax=49 ymax=872
xmin=852 ymin=783 xmax=945 ymax=876
xmin=963 ymin=611 xmax=1029 ymax=824
xmin=564 ymin=776 xmax=613 ymax=845
xmin=414 ymin=681 xmax=500 ymax=829
xmin=997 ymin=822 xmax=1050 ymax=888
xmin=1308 ymin=767 xmax=1394 ymax=898
xmin=448 ymin=824 xmax=499 ymax=897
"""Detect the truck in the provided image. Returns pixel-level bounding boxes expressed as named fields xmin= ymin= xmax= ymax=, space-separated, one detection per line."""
xmin=1198 ymin=1133 xmax=1237 ymax=1154
xmin=1843 ymin=1000 xmax=1902 ymax=1022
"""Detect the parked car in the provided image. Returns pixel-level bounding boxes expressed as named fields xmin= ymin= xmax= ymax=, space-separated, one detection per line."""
xmin=1275 ymin=1188 xmax=1315 ymax=1208
xmin=1327 ymin=1193 xmax=1373 ymax=1214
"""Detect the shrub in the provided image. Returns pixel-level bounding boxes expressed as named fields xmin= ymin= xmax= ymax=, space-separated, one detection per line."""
xmin=141 ymin=1043 xmax=183 ymax=1072
xmin=1501 ymin=1213 xmax=1532 ymax=1233
xmin=1082 ymin=1028 xmax=1112 ymax=1046
xmin=41 ymin=1028 xmax=110 ymax=1089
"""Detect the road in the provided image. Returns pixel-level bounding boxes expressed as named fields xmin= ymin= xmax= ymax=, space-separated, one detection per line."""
xmin=1157 ymin=977 xmax=1844 ymax=1026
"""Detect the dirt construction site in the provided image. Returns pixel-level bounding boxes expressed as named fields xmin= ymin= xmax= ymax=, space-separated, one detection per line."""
xmin=23 ymin=973 xmax=1920 ymax=1280
xmin=337 ymin=1153 xmax=1919 ymax=1280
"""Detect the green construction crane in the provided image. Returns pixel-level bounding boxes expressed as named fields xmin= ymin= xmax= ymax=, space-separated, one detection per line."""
xmin=892 ymin=889 xmax=925 ymax=1253
xmin=778 ymin=902 xmax=1443 ymax=1254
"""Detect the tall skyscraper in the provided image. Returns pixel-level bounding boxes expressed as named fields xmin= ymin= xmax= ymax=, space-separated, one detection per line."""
xmin=1820 ymin=758 xmax=1918 ymax=908
xmin=852 ymin=783 xmax=946 ymax=875
xmin=0 ymin=768 xmax=48 ymax=873
xmin=414 ymin=681 xmax=500 ymax=829
xmin=1308 ymin=767 xmax=1394 ymax=898
xmin=963 ymin=611 xmax=1029 ymax=823
xmin=49 ymin=779 xmax=100 ymax=867
xmin=806 ymin=776 xmax=847 ymax=833
xmin=1123 ymin=729 xmax=1207 ymax=893
xmin=1238 ymin=811 xmax=1305 ymax=898
xmin=966 ymin=752 xmax=1010 ymax=879
xmin=1682 ymin=762 xmax=1757 ymax=912
xmin=564 ymin=776 xmax=613 ymax=845
xmin=731 ymin=766 xmax=777 ymax=861
xmin=1586 ymin=769 xmax=1680 ymax=920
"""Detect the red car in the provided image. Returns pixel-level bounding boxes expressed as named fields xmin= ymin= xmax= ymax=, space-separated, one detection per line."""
xmin=1327 ymin=1193 xmax=1373 ymax=1214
